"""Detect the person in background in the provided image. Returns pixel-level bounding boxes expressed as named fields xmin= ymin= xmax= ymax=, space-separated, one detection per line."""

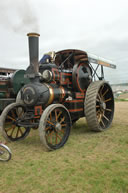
xmin=39 ymin=51 xmax=56 ymax=64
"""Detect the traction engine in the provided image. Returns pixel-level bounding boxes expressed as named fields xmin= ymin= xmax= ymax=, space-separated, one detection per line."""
xmin=0 ymin=33 xmax=116 ymax=151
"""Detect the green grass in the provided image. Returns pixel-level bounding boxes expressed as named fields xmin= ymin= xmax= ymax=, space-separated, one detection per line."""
xmin=115 ymin=98 xmax=128 ymax=102
xmin=0 ymin=102 xmax=128 ymax=193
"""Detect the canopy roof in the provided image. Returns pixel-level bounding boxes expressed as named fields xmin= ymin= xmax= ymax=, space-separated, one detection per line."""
xmin=55 ymin=49 xmax=116 ymax=69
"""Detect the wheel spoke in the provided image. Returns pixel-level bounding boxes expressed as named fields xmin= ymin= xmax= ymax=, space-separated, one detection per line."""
xmin=19 ymin=128 xmax=23 ymax=136
xmin=97 ymin=114 xmax=100 ymax=120
xmin=58 ymin=129 xmax=65 ymax=134
xmin=11 ymin=110 xmax=16 ymax=118
xmin=96 ymin=98 xmax=100 ymax=102
xmin=10 ymin=127 xmax=15 ymax=137
xmin=5 ymin=122 xmax=11 ymax=125
xmin=5 ymin=127 xmax=14 ymax=132
xmin=45 ymin=126 xmax=51 ymax=131
xmin=49 ymin=131 xmax=54 ymax=144
xmin=55 ymin=110 xmax=58 ymax=121
xmin=100 ymin=85 xmax=104 ymax=95
xmin=50 ymin=113 xmax=52 ymax=121
xmin=103 ymin=114 xmax=109 ymax=121
xmin=104 ymin=98 xmax=112 ymax=103
xmin=60 ymin=116 xmax=65 ymax=124
xmin=47 ymin=120 xmax=54 ymax=126
xmin=7 ymin=115 xmax=16 ymax=121
xmin=56 ymin=133 xmax=58 ymax=144
xmin=56 ymin=111 xmax=62 ymax=120
xmin=50 ymin=132 xmax=52 ymax=144
xmin=106 ymin=108 xmax=112 ymax=112
xmin=56 ymin=133 xmax=62 ymax=141
xmin=97 ymin=93 xmax=102 ymax=101
xmin=47 ymin=130 xmax=54 ymax=138
xmin=61 ymin=124 xmax=66 ymax=127
xmin=16 ymin=128 xmax=20 ymax=138
xmin=98 ymin=113 xmax=102 ymax=123
xmin=100 ymin=118 xmax=105 ymax=127
xmin=102 ymin=88 xmax=109 ymax=97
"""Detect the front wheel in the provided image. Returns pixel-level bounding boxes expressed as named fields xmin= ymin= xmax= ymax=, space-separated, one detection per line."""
xmin=39 ymin=104 xmax=71 ymax=151
xmin=0 ymin=144 xmax=12 ymax=161
xmin=0 ymin=103 xmax=30 ymax=142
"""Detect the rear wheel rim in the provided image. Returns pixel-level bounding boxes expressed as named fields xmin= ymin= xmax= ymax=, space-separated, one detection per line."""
xmin=96 ymin=83 xmax=114 ymax=129
xmin=85 ymin=81 xmax=114 ymax=131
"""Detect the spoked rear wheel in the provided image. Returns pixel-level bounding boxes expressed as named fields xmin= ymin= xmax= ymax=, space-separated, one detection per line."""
xmin=0 ymin=144 xmax=12 ymax=161
xmin=0 ymin=103 xmax=30 ymax=142
xmin=85 ymin=81 xmax=114 ymax=131
xmin=39 ymin=104 xmax=71 ymax=151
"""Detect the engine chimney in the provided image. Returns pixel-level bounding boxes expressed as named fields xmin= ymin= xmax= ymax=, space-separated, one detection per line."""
xmin=26 ymin=32 xmax=40 ymax=79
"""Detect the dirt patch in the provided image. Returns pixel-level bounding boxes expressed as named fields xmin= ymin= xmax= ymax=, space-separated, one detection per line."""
xmin=118 ymin=93 xmax=128 ymax=100
xmin=114 ymin=102 xmax=128 ymax=124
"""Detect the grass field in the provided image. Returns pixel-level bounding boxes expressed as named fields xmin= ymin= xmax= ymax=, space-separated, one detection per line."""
xmin=0 ymin=102 xmax=128 ymax=193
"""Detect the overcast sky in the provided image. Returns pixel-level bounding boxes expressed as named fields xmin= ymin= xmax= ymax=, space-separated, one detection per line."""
xmin=0 ymin=0 xmax=128 ymax=84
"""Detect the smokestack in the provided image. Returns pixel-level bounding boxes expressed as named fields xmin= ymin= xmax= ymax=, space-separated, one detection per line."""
xmin=26 ymin=32 xmax=40 ymax=78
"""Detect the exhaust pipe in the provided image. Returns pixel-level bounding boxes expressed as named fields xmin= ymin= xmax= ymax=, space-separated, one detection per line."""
xmin=26 ymin=32 xmax=40 ymax=79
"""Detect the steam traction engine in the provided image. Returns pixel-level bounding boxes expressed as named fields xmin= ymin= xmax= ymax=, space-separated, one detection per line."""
xmin=0 ymin=68 xmax=29 ymax=114
xmin=0 ymin=33 xmax=116 ymax=151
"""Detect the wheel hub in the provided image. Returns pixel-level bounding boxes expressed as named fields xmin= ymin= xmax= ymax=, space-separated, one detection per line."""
xmin=99 ymin=101 xmax=106 ymax=110
xmin=55 ymin=122 xmax=62 ymax=131
xmin=14 ymin=119 xmax=20 ymax=127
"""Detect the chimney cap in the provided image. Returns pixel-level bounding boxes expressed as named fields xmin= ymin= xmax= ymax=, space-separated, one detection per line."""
xmin=27 ymin=32 xmax=40 ymax=37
